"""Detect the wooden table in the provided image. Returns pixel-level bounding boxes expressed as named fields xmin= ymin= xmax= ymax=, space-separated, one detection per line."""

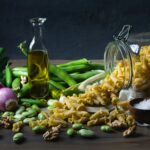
xmin=1 ymin=60 xmax=150 ymax=150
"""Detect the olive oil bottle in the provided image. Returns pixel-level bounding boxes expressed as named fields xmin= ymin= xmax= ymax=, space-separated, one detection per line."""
xmin=27 ymin=18 xmax=49 ymax=98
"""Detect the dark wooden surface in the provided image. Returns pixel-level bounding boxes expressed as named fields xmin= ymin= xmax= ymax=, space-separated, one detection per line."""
xmin=1 ymin=60 xmax=150 ymax=150
xmin=0 ymin=126 xmax=150 ymax=150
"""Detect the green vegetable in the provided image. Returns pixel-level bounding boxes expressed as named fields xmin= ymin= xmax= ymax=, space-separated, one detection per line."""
xmin=2 ymin=111 xmax=14 ymax=117
xmin=89 ymin=63 xmax=104 ymax=70
xmin=31 ymin=104 xmax=41 ymax=113
xmin=100 ymin=125 xmax=113 ymax=133
xmin=62 ymin=83 xmax=82 ymax=96
xmin=57 ymin=58 xmax=90 ymax=68
xmin=17 ymin=83 xmax=30 ymax=98
xmin=38 ymin=112 xmax=46 ymax=120
xmin=12 ymin=78 xmax=21 ymax=91
xmin=5 ymin=63 xmax=12 ymax=87
xmin=60 ymin=64 xmax=92 ymax=73
xmin=15 ymin=106 xmax=25 ymax=115
xmin=67 ymin=128 xmax=76 ymax=137
xmin=20 ymin=98 xmax=47 ymax=107
xmin=23 ymin=117 xmax=36 ymax=124
xmin=49 ymin=80 xmax=65 ymax=90
xmin=32 ymin=125 xmax=46 ymax=134
xmin=13 ymin=132 xmax=24 ymax=144
xmin=12 ymin=67 xmax=28 ymax=77
xmin=21 ymin=109 xmax=37 ymax=118
xmin=72 ymin=123 xmax=84 ymax=130
xmin=50 ymin=89 xmax=61 ymax=99
xmin=77 ymin=129 xmax=95 ymax=138
xmin=49 ymin=64 xmax=77 ymax=86
xmin=70 ymin=70 xmax=103 ymax=81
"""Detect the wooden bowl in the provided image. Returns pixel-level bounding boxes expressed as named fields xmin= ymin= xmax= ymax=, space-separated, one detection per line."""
xmin=129 ymin=98 xmax=150 ymax=124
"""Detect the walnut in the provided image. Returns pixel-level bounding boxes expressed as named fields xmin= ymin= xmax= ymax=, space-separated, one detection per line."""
xmin=0 ymin=117 xmax=13 ymax=129
xmin=108 ymin=120 xmax=127 ymax=129
xmin=123 ymin=125 xmax=136 ymax=137
xmin=43 ymin=125 xmax=61 ymax=141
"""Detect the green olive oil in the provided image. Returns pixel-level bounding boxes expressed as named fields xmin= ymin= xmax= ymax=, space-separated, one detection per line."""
xmin=27 ymin=50 xmax=49 ymax=98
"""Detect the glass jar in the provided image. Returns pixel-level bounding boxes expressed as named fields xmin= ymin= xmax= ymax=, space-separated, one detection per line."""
xmin=27 ymin=18 xmax=49 ymax=98
xmin=104 ymin=25 xmax=150 ymax=100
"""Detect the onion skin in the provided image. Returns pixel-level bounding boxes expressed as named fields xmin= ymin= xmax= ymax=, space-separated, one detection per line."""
xmin=0 ymin=84 xmax=4 ymax=89
xmin=0 ymin=87 xmax=18 ymax=111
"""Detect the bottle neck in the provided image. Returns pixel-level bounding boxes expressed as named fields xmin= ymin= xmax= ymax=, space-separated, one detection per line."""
xmin=33 ymin=25 xmax=43 ymax=41
xmin=29 ymin=24 xmax=45 ymax=51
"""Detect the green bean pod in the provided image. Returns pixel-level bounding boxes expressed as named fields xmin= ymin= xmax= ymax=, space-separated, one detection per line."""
xmin=20 ymin=98 xmax=47 ymax=107
xmin=12 ymin=78 xmax=21 ymax=91
xmin=17 ymin=83 xmax=30 ymax=98
xmin=49 ymin=64 xmax=77 ymax=86
xmin=15 ymin=106 xmax=25 ymax=115
xmin=5 ymin=63 xmax=12 ymax=87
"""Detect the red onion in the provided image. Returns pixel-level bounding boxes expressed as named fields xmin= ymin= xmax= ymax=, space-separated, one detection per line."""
xmin=0 ymin=87 xmax=18 ymax=111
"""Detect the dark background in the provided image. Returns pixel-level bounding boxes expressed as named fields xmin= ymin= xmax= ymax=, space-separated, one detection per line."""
xmin=0 ymin=0 xmax=150 ymax=59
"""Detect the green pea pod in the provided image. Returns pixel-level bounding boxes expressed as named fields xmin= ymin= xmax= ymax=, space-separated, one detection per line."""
xmin=12 ymin=78 xmax=21 ymax=91
xmin=13 ymin=132 xmax=24 ymax=144
xmin=18 ymin=83 xmax=30 ymax=98
xmin=23 ymin=117 xmax=36 ymax=124
xmin=100 ymin=125 xmax=113 ymax=133
xmin=5 ymin=63 xmax=12 ymax=87
xmin=32 ymin=104 xmax=41 ymax=113
xmin=77 ymin=129 xmax=95 ymax=138
xmin=15 ymin=106 xmax=25 ymax=115
xmin=72 ymin=123 xmax=84 ymax=130
xmin=67 ymin=128 xmax=76 ymax=137
xmin=38 ymin=112 xmax=46 ymax=120
xmin=20 ymin=98 xmax=47 ymax=107
xmin=32 ymin=125 xmax=46 ymax=134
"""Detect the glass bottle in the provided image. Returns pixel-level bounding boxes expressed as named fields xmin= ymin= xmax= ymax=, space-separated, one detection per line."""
xmin=27 ymin=18 xmax=49 ymax=98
